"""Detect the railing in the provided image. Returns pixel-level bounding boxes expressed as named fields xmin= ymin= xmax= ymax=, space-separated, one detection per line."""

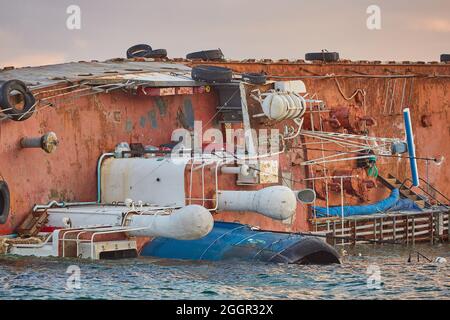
xmin=399 ymin=177 xmax=450 ymax=209
xmin=312 ymin=210 xmax=449 ymax=245
xmin=59 ymin=225 xmax=149 ymax=259
xmin=186 ymin=157 xmax=222 ymax=211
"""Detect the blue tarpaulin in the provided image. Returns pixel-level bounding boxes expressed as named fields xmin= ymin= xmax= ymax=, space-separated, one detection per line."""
xmin=313 ymin=189 xmax=400 ymax=217
xmin=388 ymin=198 xmax=422 ymax=212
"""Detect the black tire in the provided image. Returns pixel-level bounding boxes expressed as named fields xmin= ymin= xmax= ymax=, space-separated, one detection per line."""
xmin=126 ymin=44 xmax=153 ymax=59
xmin=191 ymin=65 xmax=233 ymax=83
xmin=305 ymin=52 xmax=340 ymax=62
xmin=0 ymin=80 xmax=36 ymax=121
xmin=147 ymin=49 xmax=168 ymax=59
xmin=186 ymin=49 xmax=224 ymax=61
xmin=0 ymin=180 xmax=10 ymax=225
xmin=441 ymin=54 xmax=450 ymax=62
xmin=241 ymin=72 xmax=267 ymax=85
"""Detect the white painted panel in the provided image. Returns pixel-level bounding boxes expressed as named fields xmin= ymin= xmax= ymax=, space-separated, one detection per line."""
xmin=274 ymin=80 xmax=306 ymax=93
xmin=101 ymin=158 xmax=188 ymax=206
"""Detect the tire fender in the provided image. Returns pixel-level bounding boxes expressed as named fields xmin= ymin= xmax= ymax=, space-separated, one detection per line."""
xmin=0 ymin=181 xmax=10 ymax=225
xmin=0 ymin=80 xmax=36 ymax=121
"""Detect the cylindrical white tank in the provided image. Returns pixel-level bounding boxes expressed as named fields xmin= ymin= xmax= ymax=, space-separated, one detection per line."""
xmin=129 ymin=205 xmax=214 ymax=240
xmin=46 ymin=204 xmax=214 ymax=240
xmin=221 ymin=165 xmax=250 ymax=176
xmin=217 ymin=186 xmax=297 ymax=220
xmin=261 ymin=92 xmax=306 ymax=121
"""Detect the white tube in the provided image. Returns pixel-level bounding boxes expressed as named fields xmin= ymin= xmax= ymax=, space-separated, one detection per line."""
xmin=220 ymin=165 xmax=250 ymax=176
xmin=128 ymin=205 xmax=213 ymax=240
xmin=294 ymin=189 xmax=317 ymax=204
xmin=47 ymin=205 xmax=214 ymax=240
xmin=217 ymin=186 xmax=297 ymax=220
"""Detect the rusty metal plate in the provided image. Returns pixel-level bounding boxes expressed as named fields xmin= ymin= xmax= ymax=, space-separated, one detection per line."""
xmin=259 ymin=160 xmax=279 ymax=184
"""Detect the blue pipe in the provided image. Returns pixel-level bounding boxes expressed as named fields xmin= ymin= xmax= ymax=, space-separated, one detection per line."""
xmin=403 ymin=108 xmax=420 ymax=187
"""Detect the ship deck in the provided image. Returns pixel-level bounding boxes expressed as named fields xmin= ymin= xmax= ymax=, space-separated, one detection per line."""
xmin=0 ymin=59 xmax=194 ymax=89
xmin=311 ymin=208 xmax=449 ymax=245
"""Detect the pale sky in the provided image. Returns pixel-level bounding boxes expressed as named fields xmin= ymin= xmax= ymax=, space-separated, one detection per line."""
xmin=0 ymin=0 xmax=449 ymax=67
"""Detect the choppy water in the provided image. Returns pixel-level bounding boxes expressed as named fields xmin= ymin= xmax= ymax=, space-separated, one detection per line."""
xmin=0 ymin=244 xmax=448 ymax=300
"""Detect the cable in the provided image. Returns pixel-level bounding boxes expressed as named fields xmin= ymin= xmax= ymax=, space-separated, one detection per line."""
xmin=0 ymin=82 xmax=133 ymax=123
xmin=333 ymin=77 xmax=366 ymax=101
xmin=266 ymin=74 xmax=450 ymax=80
xmin=213 ymin=150 xmax=305 ymax=186
xmin=290 ymin=146 xmax=439 ymax=162
xmin=203 ymin=88 xmax=240 ymax=128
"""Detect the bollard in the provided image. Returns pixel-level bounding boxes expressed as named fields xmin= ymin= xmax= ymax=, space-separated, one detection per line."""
xmin=20 ymin=132 xmax=59 ymax=154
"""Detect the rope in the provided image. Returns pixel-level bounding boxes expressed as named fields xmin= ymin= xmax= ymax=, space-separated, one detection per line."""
xmin=333 ymin=77 xmax=366 ymax=107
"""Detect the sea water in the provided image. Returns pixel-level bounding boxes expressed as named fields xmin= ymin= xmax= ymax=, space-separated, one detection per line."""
xmin=0 ymin=243 xmax=448 ymax=300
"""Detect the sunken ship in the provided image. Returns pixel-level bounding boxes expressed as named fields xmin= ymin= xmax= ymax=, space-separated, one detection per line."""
xmin=0 ymin=47 xmax=448 ymax=263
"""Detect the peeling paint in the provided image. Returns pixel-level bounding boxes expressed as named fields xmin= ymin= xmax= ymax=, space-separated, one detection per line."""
xmin=113 ymin=111 xmax=122 ymax=122
xmin=140 ymin=116 xmax=146 ymax=128
xmin=155 ymin=97 xmax=167 ymax=116
xmin=183 ymin=99 xmax=195 ymax=129
xmin=125 ymin=119 xmax=133 ymax=132
xmin=148 ymin=110 xmax=158 ymax=128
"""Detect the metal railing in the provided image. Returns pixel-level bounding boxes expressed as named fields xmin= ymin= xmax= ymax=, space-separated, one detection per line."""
xmin=59 ymin=225 xmax=149 ymax=259
xmin=399 ymin=177 xmax=450 ymax=209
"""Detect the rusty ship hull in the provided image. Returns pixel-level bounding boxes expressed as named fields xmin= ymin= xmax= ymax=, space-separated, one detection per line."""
xmin=0 ymin=56 xmax=448 ymax=259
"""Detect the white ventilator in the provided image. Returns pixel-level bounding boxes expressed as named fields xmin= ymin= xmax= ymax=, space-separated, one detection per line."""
xmin=295 ymin=189 xmax=316 ymax=204
xmin=261 ymin=91 xmax=306 ymax=121
xmin=217 ymin=186 xmax=297 ymax=220
xmin=46 ymin=204 xmax=214 ymax=240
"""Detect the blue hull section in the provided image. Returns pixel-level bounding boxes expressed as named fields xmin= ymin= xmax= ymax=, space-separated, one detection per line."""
xmin=141 ymin=221 xmax=340 ymax=264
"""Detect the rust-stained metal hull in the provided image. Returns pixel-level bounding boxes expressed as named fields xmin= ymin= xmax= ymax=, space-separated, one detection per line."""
xmin=0 ymin=59 xmax=449 ymax=244
xmin=189 ymin=61 xmax=450 ymax=201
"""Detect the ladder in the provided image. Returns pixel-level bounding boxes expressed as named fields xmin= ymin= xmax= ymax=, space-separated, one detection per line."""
xmin=17 ymin=211 xmax=49 ymax=237
xmin=378 ymin=174 xmax=429 ymax=208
